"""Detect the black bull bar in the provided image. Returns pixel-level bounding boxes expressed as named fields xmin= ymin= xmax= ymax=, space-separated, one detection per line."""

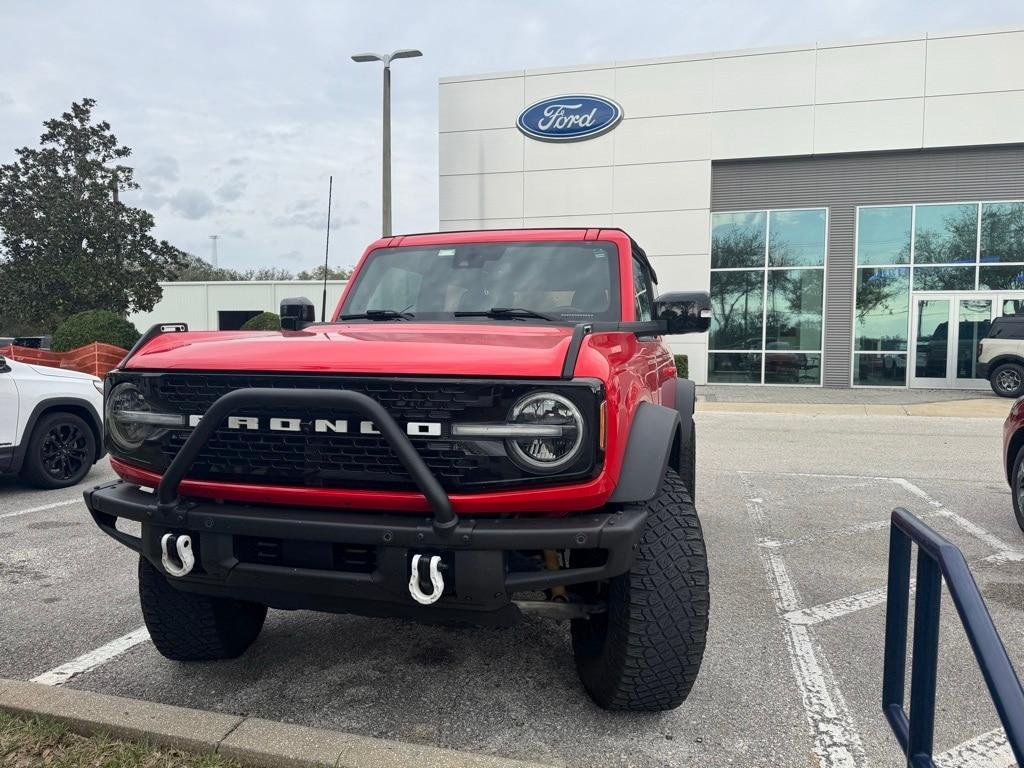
xmin=155 ymin=388 xmax=459 ymax=532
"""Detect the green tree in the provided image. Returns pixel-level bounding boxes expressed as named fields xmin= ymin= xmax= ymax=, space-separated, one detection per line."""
xmin=297 ymin=264 xmax=351 ymax=281
xmin=0 ymin=98 xmax=186 ymax=331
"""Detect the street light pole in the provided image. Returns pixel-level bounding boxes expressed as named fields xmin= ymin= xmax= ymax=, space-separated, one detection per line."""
xmin=382 ymin=62 xmax=391 ymax=237
xmin=352 ymin=49 xmax=422 ymax=237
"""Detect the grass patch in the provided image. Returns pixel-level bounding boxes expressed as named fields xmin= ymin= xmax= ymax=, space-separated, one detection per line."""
xmin=0 ymin=710 xmax=241 ymax=767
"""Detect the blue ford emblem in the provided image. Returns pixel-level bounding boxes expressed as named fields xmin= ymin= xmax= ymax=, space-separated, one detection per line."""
xmin=517 ymin=94 xmax=623 ymax=142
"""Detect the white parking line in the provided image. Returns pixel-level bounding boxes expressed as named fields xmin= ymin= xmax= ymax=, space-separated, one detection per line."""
xmin=30 ymin=627 xmax=150 ymax=686
xmin=0 ymin=497 xmax=82 ymax=520
xmin=935 ymin=728 xmax=1016 ymax=768
xmin=891 ymin=478 xmax=1023 ymax=557
xmin=783 ymin=584 xmax=915 ymax=627
xmin=740 ymin=473 xmax=866 ymax=768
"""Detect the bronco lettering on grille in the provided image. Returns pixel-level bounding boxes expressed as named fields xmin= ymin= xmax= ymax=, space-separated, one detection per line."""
xmin=184 ymin=414 xmax=442 ymax=437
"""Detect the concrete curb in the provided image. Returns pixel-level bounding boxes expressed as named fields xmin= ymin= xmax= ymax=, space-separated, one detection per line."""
xmin=696 ymin=398 xmax=1013 ymax=419
xmin=0 ymin=679 xmax=555 ymax=768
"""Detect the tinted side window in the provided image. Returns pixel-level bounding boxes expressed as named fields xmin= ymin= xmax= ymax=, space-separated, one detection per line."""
xmin=989 ymin=318 xmax=1024 ymax=340
xmin=632 ymin=256 xmax=653 ymax=321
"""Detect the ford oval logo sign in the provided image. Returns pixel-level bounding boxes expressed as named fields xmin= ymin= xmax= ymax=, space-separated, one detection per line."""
xmin=516 ymin=94 xmax=623 ymax=142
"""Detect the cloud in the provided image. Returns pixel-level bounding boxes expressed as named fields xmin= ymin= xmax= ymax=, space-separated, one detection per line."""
xmin=169 ymin=188 xmax=216 ymax=220
xmin=0 ymin=92 xmax=13 ymax=108
xmin=146 ymin=155 xmax=179 ymax=183
xmin=215 ymin=172 xmax=247 ymax=202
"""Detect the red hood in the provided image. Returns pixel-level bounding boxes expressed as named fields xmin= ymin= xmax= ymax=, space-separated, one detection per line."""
xmin=125 ymin=323 xmax=577 ymax=378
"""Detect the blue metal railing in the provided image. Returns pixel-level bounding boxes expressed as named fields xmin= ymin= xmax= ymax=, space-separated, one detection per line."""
xmin=883 ymin=507 xmax=1024 ymax=768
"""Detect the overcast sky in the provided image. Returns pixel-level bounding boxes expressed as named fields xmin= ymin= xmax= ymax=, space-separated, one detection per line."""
xmin=1 ymin=1 xmax=1021 ymax=273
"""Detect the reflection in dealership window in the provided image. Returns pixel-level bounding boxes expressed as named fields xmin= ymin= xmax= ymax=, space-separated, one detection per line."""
xmin=855 ymin=267 xmax=909 ymax=351
xmin=768 ymin=209 xmax=826 ymax=267
xmin=912 ymin=265 xmax=975 ymax=292
xmin=709 ymin=270 xmax=764 ymax=350
xmin=981 ymin=202 xmax=1024 ymax=263
xmin=711 ymin=211 xmax=765 ymax=269
xmin=913 ymin=203 xmax=978 ymax=265
xmin=709 ymin=208 xmax=826 ymax=385
xmin=766 ymin=270 xmax=823 ymax=350
xmin=857 ymin=206 xmax=912 ymax=266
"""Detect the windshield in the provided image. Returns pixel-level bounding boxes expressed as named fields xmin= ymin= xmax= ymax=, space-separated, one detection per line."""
xmin=339 ymin=241 xmax=620 ymax=323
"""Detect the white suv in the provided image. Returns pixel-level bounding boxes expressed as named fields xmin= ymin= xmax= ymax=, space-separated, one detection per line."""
xmin=978 ymin=317 xmax=1024 ymax=398
xmin=0 ymin=354 xmax=105 ymax=488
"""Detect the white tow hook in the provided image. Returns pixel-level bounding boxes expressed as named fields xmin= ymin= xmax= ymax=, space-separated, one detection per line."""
xmin=408 ymin=554 xmax=445 ymax=605
xmin=160 ymin=533 xmax=195 ymax=578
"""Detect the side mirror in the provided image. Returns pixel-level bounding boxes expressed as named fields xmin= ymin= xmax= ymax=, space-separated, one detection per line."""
xmin=655 ymin=291 xmax=712 ymax=335
xmin=280 ymin=297 xmax=316 ymax=331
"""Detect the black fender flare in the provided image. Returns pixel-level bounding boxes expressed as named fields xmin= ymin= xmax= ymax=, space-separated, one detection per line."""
xmin=674 ymin=378 xmax=696 ymax=452
xmin=608 ymin=401 xmax=683 ymax=504
xmin=9 ymin=397 xmax=104 ymax=474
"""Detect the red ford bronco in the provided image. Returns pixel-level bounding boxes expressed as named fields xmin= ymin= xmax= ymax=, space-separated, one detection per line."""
xmin=85 ymin=228 xmax=711 ymax=711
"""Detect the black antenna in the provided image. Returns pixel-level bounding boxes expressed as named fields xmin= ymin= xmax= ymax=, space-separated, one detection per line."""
xmin=320 ymin=175 xmax=334 ymax=322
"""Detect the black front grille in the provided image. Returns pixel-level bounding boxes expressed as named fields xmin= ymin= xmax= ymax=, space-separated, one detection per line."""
xmin=124 ymin=373 xmax=600 ymax=492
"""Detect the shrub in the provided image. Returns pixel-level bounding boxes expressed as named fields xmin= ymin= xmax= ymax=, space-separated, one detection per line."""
xmin=674 ymin=354 xmax=689 ymax=379
xmin=240 ymin=312 xmax=280 ymax=331
xmin=52 ymin=310 xmax=140 ymax=352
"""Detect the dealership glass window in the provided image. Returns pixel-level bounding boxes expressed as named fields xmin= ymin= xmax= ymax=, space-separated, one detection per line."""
xmin=768 ymin=209 xmax=826 ymax=267
xmin=853 ymin=353 xmax=907 ymax=386
xmin=979 ymin=265 xmax=1024 ymax=291
xmin=856 ymin=206 xmax=912 ymax=266
xmin=912 ymin=265 xmax=975 ymax=292
xmin=853 ymin=200 xmax=1024 ymax=385
xmin=707 ymin=352 xmax=763 ymax=384
xmin=854 ymin=267 xmax=910 ymax=352
xmin=709 ymin=270 xmax=764 ymax=350
xmin=913 ymin=203 xmax=978 ymax=264
xmin=981 ymin=202 xmax=1024 ymax=263
xmin=709 ymin=208 xmax=826 ymax=385
xmin=711 ymin=211 xmax=766 ymax=269
xmin=766 ymin=269 xmax=823 ymax=350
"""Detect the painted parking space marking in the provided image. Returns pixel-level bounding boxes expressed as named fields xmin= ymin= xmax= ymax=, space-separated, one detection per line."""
xmin=740 ymin=472 xmax=866 ymax=768
xmin=0 ymin=497 xmax=82 ymax=520
xmin=31 ymin=626 xmax=150 ymax=686
xmin=935 ymin=727 xmax=1015 ymax=768
xmin=783 ymin=584 xmax=916 ymax=627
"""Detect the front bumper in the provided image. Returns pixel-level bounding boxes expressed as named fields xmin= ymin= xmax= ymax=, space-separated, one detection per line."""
xmin=85 ymin=481 xmax=647 ymax=625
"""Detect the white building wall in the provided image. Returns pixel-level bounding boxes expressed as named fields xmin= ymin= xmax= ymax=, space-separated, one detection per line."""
xmin=437 ymin=26 xmax=1024 ymax=384
xmin=129 ymin=281 xmax=348 ymax=332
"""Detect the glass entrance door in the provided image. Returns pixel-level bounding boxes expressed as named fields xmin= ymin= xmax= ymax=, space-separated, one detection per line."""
xmin=909 ymin=293 xmax=994 ymax=389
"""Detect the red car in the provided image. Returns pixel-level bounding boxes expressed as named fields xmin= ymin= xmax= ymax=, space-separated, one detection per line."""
xmin=85 ymin=228 xmax=711 ymax=711
xmin=1003 ymin=399 xmax=1024 ymax=533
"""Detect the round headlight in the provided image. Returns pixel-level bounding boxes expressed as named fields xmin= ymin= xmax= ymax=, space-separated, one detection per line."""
xmin=106 ymin=382 xmax=159 ymax=451
xmin=506 ymin=392 xmax=584 ymax=472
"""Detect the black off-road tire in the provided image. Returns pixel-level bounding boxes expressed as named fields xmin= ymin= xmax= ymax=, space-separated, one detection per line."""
xmin=571 ymin=468 xmax=709 ymax=711
xmin=1011 ymin=445 xmax=1024 ymax=534
xmin=139 ymin=556 xmax=267 ymax=661
xmin=991 ymin=362 xmax=1024 ymax=398
xmin=20 ymin=411 xmax=96 ymax=489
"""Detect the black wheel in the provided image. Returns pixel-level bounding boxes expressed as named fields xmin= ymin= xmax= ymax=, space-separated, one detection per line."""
xmin=1011 ymin=446 xmax=1024 ymax=534
xmin=991 ymin=363 xmax=1024 ymax=398
xmin=571 ymin=468 xmax=709 ymax=711
xmin=20 ymin=412 xmax=96 ymax=489
xmin=139 ymin=556 xmax=267 ymax=661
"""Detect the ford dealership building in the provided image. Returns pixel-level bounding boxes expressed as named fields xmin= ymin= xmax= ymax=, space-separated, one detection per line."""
xmin=437 ymin=25 xmax=1024 ymax=388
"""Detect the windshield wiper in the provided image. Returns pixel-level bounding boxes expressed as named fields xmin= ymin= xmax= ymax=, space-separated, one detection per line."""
xmin=453 ymin=307 xmax=553 ymax=321
xmin=337 ymin=309 xmax=414 ymax=321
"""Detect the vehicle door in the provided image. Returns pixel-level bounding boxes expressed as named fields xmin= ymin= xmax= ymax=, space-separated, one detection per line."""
xmin=630 ymin=252 xmax=673 ymax=401
xmin=0 ymin=356 xmax=19 ymax=466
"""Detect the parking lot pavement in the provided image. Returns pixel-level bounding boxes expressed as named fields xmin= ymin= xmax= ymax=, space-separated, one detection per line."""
xmin=2 ymin=412 xmax=1022 ymax=767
